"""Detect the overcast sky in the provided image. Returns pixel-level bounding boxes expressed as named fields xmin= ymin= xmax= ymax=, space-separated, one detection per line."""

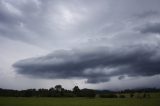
xmin=1 ymin=0 xmax=160 ymax=90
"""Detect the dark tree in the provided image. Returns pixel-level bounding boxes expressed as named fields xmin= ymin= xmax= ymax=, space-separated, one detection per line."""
xmin=81 ymin=89 xmax=96 ymax=98
xmin=55 ymin=85 xmax=62 ymax=92
xmin=73 ymin=86 xmax=80 ymax=96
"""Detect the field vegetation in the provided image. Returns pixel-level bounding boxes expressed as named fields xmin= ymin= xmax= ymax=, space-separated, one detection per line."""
xmin=0 ymin=97 xmax=160 ymax=106
xmin=0 ymin=85 xmax=160 ymax=106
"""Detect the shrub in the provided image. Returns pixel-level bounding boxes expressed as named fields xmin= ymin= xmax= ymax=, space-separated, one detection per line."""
xmin=63 ymin=93 xmax=75 ymax=97
xmin=99 ymin=94 xmax=118 ymax=98
xmin=130 ymin=93 xmax=134 ymax=98
xmin=119 ymin=95 xmax=125 ymax=98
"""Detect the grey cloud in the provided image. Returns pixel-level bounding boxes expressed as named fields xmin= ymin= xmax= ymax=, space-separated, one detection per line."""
xmin=0 ymin=0 xmax=109 ymax=50
xmin=1 ymin=0 xmax=160 ymax=50
xmin=135 ymin=10 xmax=159 ymax=18
xmin=140 ymin=23 xmax=160 ymax=34
xmin=0 ymin=0 xmax=58 ymax=45
xmin=118 ymin=75 xmax=125 ymax=80
xmin=0 ymin=0 xmax=39 ymax=43
xmin=13 ymin=44 xmax=160 ymax=83
xmin=0 ymin=1 xmax=21 ymax=24
xmin=1 ymin=0 xmax=160 ymax=89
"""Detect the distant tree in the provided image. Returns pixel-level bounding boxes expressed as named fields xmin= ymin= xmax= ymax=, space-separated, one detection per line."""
xmin=63 ymin=92 xmax=75 ymax=97
xmin=73 ymin=86 xmax=80 ymax=96
xmin=49 ymin=87 xmax=55 ymax=91
xmin=0 ymin=87 xmax=159 ymax=97
xmin=23 ymin=89 xmax=36 ymax=97
xmin=55 ymin=85 xmax=62 ymax=92
xmin=37 ymin=88 xmax=49 ymax=97
xmin=81 ymin=89 xmax=96 ymax=98
xmin=48 ymin=87 xmax=55 ymax=97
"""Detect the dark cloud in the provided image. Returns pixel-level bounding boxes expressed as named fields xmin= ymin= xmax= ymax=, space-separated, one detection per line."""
xmin=1 ymin=0 xmax=160 ymax=89
xmin=140 ymin=23 xmax=160 ymax=34
xmin=0 ymin=1 xmax=20 ymax=24
xmin=0 ymin=0 xmax=38 ymax=43
xmin=135 ymin=10 xmax=159 ymax=18
xmin=118 ymin=75 xmax=125 ymax=80
xmin=13 ymin=44 xmax=160 ymax=83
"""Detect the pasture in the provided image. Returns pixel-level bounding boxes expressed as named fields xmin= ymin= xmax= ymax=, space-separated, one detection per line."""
xmin=0 ymin=97 xmax=160 ymax=106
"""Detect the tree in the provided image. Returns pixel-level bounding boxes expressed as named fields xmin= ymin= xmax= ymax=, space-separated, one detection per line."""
xmin=81 ymin=89 xmax=96 ymax=98
xmin=37 ymin=88 xmax=49 ymax=97
xmin=48 ymin=87 xmax=55 ymax=97
xmin=73 ymin=86 xmax=80 ymax=96
xmin=55 ymin=85 xmax=62 ymax=92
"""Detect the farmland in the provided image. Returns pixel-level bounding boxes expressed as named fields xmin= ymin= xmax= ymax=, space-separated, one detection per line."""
xmin=0 ymin=96 xmax=160 ymax=106
xmin=0 ymin=87 xmax=160 ymax=106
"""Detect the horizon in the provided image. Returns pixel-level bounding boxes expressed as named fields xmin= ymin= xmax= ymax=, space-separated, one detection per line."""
xmin=0 ymin=0 xmax=160 ymax=90
xmin=1 ymin=85 xmax=160 ymax=92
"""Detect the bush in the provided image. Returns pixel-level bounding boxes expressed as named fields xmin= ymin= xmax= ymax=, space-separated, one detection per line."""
xmin=119 ymin=95 xmax=125 ymax=98
xmin=130 ymin=93 xmax=134 ymax=98
xmin=63 ymin=93 xmax=75 ymax=97
xmin=99 ymin=94 xmax=118 ymax=98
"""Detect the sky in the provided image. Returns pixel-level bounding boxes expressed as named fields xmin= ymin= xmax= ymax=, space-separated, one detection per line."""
xmin=0 ymin=0 xmax=160 ymax=90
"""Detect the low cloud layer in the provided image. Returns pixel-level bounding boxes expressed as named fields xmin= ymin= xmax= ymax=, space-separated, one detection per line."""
xmin=13 ymin=44 xmax=160 ymax=83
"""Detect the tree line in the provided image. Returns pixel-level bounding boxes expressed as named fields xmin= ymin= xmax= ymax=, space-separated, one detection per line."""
xmin=0 ymin=85 xmax=96 ymax=97
xmin=0 ymin=85 xmax=159 ymax=98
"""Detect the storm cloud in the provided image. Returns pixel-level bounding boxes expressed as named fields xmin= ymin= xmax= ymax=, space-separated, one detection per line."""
xmin=1 ymin=0 xmax=160 ymax=89
xmin=140 ymin=23 xmax=160 ymax=34
xmin=13 ymin=44 xmax=160 ymax=83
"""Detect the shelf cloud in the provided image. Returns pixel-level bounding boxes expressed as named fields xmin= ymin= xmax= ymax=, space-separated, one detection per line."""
xmin=13 ymin=44 xmax=160 ymax=83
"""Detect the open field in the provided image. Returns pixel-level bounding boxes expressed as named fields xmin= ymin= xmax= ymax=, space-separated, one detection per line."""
xmin=0 ymin=97 xmax=160 ymax=106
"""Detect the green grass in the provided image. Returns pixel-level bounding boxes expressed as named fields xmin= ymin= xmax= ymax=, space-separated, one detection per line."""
xmin=0 ymin=97 xmax=160 ymax=106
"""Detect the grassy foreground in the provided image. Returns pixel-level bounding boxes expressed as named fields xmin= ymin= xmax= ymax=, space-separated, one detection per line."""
xmin=0 ymin=97 xmax=160 ymax=106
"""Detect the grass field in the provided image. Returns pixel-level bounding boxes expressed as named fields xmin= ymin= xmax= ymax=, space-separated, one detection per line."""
xmin=0 ymin=97 xmax=160 ymax=106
